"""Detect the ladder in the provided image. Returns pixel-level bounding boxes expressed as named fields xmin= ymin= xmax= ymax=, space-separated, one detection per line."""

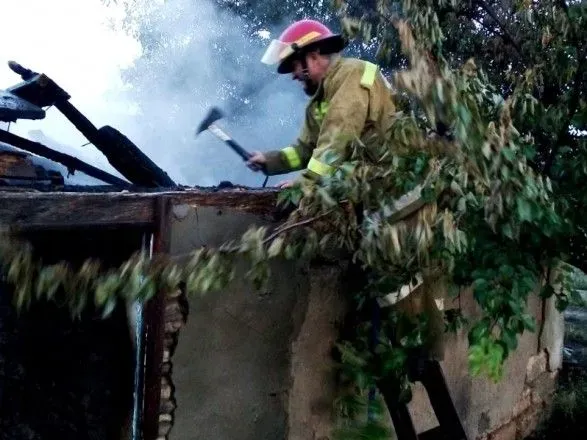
xmin=378 ymin=357 xmax=468 ymax=440
xmin=342 ymin=261 xmax=468 ymax=440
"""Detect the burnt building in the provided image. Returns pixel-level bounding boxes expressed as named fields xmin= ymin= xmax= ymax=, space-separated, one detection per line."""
xmin=0 ymin=62 xmax=566 ymax=440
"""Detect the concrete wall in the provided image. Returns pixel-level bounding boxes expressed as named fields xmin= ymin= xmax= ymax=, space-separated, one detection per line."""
xmin=167 ymin=203 xmax=311 ymax=440
xmin=164 ymin=200 xmax=564 ymax=440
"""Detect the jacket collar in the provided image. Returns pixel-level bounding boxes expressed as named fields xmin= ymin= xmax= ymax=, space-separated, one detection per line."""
xmin=310 ymin=55 xmax=344 ymax=102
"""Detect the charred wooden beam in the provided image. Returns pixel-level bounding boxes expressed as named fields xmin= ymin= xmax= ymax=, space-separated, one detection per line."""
xmin=143 ymin=197 xmax=171 ymax=440
xmin=0 ymin=189 xmax=280 ymax=229
xmin=0 ymin=130 xmax=130 ymax=187
xmin=54 ymin=102 xmax=176 ymax=188
xmin=5 ymin=62 xmax=175 ymax=188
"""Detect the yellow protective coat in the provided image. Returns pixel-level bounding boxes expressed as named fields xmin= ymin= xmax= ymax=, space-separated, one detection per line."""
xmin=264 ymin=56 xmax=397 ymax=179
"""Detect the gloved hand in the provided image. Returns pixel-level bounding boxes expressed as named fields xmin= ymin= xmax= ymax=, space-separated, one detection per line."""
xmin=246 ymin=151 xmax=266 ymax=172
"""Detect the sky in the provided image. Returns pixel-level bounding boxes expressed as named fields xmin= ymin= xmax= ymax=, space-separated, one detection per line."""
xmin=0 ymin=0 xmax=306 ymax=187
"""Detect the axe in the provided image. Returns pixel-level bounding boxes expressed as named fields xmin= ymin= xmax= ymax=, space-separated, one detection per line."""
xmin=195 ymin=106 xmax=268 ymax=176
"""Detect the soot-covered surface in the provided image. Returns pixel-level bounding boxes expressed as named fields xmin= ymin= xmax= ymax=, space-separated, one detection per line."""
xmin=0 ymin=227 xmax=144 ymax=440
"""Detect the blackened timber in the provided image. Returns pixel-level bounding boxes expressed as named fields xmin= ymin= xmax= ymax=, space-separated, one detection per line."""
xmin=0 ymin=130 xmax=130 ymax=187
xmin=6 ymin=63 xmax=174 ymax=188
xmin=0 ymin=189 xmax=280 ymax=229
xmin=53 ymin=100 xmax=100 ymax=139
xmin=0 ymin=192 xmax=153 ymax=230
xmin=54 ymin=101 xmax=176 ymax=188
xmin=143 ymin=197 xmax=171 ymax=440
xmin=418 ymin=360 xmax=467 ymax=439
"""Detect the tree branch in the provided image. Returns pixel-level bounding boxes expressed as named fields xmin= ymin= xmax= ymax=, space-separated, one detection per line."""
xmin=474 ymin=0 xmax=523 ymax=55
xmin=263 ymin=209 xmax=336 ymax=244
xmin=168 ymin=209 xmax=338 ymax=264
xmin=542 ymin=48 xmax=586 ymax=175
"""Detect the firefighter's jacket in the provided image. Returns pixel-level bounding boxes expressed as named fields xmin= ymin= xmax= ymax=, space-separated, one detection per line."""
xmin=264 ymin=56 xmax=397 ymax=179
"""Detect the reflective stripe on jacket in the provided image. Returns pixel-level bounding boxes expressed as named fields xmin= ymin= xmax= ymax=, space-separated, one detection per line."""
xmin=264 ymin=56 xmax=397 ymax=179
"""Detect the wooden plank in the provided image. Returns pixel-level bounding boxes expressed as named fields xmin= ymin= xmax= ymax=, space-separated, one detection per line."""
xmin=418 ymin=426 xmax=444 ymax=440
xmin=0 ymin=129 xmax=131 ymax=187
xmin=387 ymin=185 xmax=425 ymax=224
xmin=0 ymin=189 xmax=280 ymax=229
xmin=0 ymin=191 xmax=154 ymax=229
xmin=418 ymin=360 xmax=467 ymax=440
xmin=143 ymin=197 xmax=171 ymax=440
xmin=0 ymin=185 xmax=423 ymax=230
xmin=0 ymin=150 xmax=37 ymax=178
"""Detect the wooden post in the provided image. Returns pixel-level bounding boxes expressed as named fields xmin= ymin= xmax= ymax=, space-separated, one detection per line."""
xmin=143 ymin=196 xmax=171 ymax=440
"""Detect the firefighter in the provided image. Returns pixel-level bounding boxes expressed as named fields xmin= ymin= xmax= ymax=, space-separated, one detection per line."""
xmin=247 ymin=19 xmax=397 ymax=187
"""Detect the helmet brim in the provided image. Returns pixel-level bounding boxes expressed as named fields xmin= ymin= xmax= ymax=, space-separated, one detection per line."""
xmin=276 ymin=34 xmax=347 ymax=74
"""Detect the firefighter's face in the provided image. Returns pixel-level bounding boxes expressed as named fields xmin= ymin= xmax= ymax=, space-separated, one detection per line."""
xmin=291 ymin=52 xmax=328 ymax=96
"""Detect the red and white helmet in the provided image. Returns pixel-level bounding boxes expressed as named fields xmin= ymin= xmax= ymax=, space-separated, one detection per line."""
xmin=261 ymin=19 xmax=347 ymax=74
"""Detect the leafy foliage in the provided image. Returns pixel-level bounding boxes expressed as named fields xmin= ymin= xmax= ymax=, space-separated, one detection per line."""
xmin=337 ymin=0 xmax=586 ymax=268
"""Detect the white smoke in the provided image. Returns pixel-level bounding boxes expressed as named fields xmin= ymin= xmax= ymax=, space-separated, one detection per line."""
xmin=0 ymin=0 xmax=306 ymax=187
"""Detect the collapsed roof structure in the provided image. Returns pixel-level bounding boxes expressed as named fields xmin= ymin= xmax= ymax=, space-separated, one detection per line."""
xmin=0 ymin=61 xmax=280 ymax=440
xmin=0 ymin=60 xmax=176 ymax=190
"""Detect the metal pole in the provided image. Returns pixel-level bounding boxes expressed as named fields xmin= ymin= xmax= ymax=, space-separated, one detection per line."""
xmin=131 ymin=232 xmax=154 ymax=440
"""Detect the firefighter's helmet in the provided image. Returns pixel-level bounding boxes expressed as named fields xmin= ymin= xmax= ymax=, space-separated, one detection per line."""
xmin=261 ymin=19 xmax=347 ymax=74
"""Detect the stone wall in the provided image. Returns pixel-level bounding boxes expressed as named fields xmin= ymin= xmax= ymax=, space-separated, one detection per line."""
xmin=156 ymin=287 xmax=189 ymax=440
xmin=476 ymin=351 xmax=557 ymax=440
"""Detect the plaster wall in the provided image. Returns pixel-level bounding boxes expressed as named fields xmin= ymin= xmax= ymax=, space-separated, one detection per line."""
xmin=168 ymin=203 xmax=310 ymax=440
xmin=404 ymin=284 xmax=561 ymax=440
xmin=166 ymin=201 xmax=564 ymax=440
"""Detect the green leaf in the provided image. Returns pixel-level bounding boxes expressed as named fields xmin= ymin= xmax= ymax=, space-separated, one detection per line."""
xmin=502 ymin=148 xmax=516 ymax=162
xmin=382 ymin=347 xmax=408 ymax=374
xmin=137 ymin=278 xmax=156 ymax=301
xmin=502 ymin=223 xmax=514 ymax=239
xmin=501 ymin=327 xmax=518 ymax=352
xmin=267 ymin=237 xmax=285 ymax=258
xmin=516 ymin=198 xmax=532 ymax=222
xmin=468 ymin=320 xmax=490 ymax=345
xmin=101 ymin=296 xmax=117 ymax=319
xmin=277 ymin=186 xmax=302 ymax=207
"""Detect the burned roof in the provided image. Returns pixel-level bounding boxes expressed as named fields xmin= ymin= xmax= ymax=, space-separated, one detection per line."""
xmin=1 ymin=61 xmax=177 ymax=190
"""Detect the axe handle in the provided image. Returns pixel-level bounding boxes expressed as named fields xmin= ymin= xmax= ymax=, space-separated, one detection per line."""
xmin=208 ymin=124 xmax=269 ymax=175
xmin=227 ymin=139 xmax=253 ymax=160
xmin=208 ymin=124 xmax=251 ymax=160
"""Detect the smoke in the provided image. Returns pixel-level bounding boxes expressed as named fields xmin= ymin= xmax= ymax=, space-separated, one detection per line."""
xmin=0 ymin=0 xmax=307 ymax=187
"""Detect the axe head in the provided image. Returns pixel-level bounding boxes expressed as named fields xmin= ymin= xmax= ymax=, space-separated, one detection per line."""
xmin=196 ymin=106 xmax=225 ymax=135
